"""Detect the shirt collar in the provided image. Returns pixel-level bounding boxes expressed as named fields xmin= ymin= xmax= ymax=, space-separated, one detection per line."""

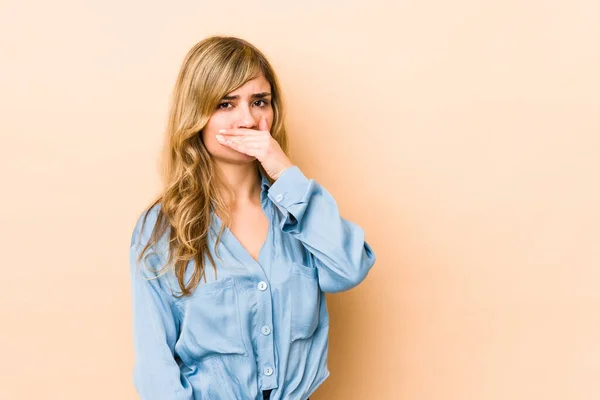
xmin=259 ymin=167 xmax=273 ymax=205
xmin=260 ymin=170 xmax=271 ymax=190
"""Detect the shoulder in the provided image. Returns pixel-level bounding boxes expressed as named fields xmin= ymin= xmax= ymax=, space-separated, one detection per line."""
xmin=130 ymin=202 xmax=164 ymax=250
xmin=129 ymin=202 xmax=179 ymax=295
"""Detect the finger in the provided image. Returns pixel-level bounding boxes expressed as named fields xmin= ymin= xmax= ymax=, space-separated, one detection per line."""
xmin=219 ymin=137 xmax=257 ymax=156
xmin=216 ymin=134 xmax=252 ymax=145
xmin=218 ymin=128 xmax=260 ymax=136
xmin=228 ymin=135 xmax=265 ymax=143
xmin=216 ymin=133 xmax=246 ymax=147
xmin=258 ymin=115 xmax=269 ymax=132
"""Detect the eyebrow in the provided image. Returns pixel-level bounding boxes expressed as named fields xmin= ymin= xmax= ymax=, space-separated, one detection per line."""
xmin=221 ymin=92 xmax=272 ymax=101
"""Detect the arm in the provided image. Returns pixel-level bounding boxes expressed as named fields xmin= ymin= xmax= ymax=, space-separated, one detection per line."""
xmin=129 ymin=210 xmax=193 ymax=400
xmin=267 ymin=166 xmax=377 ymax=293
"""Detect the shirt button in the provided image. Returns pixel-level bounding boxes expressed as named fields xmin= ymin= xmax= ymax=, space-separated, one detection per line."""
xmin=261 ymin=325 xmax=271 ymax=335
xmin=257 ymin=281 xmax=268 ymax=291
xmin=275 ymin=193 xmax=284 ymax=203
xmin=263 ymin=366 xmax=274 ymax=376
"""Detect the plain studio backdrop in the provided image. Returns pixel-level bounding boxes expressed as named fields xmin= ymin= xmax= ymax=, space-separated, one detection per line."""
xmin=1 ymin=0 xmax=599 ymax=399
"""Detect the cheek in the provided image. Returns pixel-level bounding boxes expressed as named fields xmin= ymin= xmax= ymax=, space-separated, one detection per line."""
xmin=201 ymin=130 xmax=212 ymax=146
xmin=265 ymin=109 xmax=275 ymax=128
xmin=201 ymin=125 xmax=220 ymax=152
xmin=201 ymin=117 xmax=223 ymax=145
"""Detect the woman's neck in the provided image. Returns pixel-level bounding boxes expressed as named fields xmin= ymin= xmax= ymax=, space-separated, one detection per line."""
xmin=215 ymin=161 xmax=262 ymax=206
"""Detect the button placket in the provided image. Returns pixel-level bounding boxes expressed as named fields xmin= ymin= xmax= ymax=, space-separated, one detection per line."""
xmin=256 ymin=277 xmax=277 ymax=388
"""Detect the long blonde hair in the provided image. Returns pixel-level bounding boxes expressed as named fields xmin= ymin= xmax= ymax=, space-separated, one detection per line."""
xmin=136 ymin=35 xmax=289 ymax=298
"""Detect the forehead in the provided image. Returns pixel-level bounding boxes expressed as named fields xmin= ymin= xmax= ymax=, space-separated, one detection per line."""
xmin=226 ymin=75 xmax=271 ymax=95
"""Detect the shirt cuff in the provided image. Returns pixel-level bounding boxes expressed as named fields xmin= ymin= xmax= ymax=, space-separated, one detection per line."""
xmin=267 ymin=165 xmax=311 ymax=210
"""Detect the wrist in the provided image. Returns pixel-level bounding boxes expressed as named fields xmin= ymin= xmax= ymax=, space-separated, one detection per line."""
xmin=274 ymin=164 xmax=295 ymax=180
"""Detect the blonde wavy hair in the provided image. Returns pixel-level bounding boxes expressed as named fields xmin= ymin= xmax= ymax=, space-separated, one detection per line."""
xmin=136 ymin=35 xmax=289 ymax=298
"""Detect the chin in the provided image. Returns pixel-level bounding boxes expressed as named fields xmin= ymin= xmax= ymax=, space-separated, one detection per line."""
xmin=215 ymin=151 xmax=257 ymax=163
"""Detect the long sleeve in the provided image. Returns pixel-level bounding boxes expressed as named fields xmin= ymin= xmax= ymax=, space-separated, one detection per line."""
xmin=267 ymin=166 xmax=377 ymax=293
xmin=129 ymin=211 xmax=193 ymax=400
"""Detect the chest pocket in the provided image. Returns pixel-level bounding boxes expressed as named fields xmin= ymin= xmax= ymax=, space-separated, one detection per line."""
xmin=175 ymin=276 xmax=248 ymax=362
xmin=290 ymin=262 xmax=321 ymax=341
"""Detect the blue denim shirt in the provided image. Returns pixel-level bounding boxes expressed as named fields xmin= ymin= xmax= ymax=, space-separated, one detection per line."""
xmin=129 ymin=166 xmax=376 ymax=400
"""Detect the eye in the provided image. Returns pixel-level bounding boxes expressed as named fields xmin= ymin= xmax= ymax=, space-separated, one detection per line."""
xmin=254 ymin=99 xmax=271 ymax=107
xmin=217 ymin=102 xmax=232 ymax=110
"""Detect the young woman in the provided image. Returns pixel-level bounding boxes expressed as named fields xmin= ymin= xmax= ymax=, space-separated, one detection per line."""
xmin=129 ymin=35 xmax=376 ymax=400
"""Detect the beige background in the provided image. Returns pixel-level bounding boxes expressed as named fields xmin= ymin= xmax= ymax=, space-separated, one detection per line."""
xmin=1 ymin=0 xmax=599 ymax=399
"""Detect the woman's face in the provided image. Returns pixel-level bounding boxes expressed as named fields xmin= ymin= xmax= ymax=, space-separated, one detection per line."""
xmin=202 ymin=74 xmax=274 ymax=163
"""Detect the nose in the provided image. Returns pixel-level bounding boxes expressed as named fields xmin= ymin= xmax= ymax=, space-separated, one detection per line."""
xmin=233 ymin=103 xmax=257 ymax=129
